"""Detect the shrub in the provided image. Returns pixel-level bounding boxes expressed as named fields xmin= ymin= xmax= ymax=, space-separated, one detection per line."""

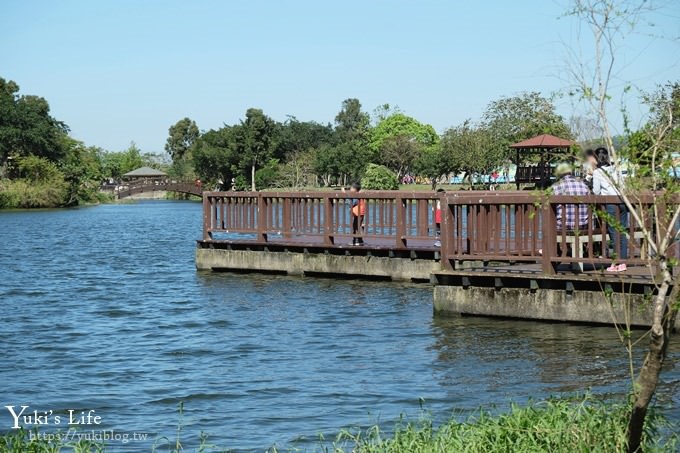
xmin=361 ymin=163 xmax=398 ymax=190
xmin=0 ymin=178 xmax=68 ymax=208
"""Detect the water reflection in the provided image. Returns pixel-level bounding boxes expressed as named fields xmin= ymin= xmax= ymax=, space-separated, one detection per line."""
xmin=430 ymin=316 xmax=678 ymax=416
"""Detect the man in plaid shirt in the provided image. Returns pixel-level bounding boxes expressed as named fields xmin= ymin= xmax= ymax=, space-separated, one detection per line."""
xmin=551 ymin=163 xmax=591 ymax=231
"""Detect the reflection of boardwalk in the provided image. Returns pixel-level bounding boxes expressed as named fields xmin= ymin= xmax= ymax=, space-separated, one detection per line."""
xmin=116 ymin=181 xmax=202 ymax=199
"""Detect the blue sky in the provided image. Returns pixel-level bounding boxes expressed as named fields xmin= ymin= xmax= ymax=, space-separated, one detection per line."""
xmin=1 ymin=0 xmax=678 ymax=153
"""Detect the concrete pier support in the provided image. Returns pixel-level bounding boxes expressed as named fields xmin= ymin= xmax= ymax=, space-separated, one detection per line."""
xmin=432 ymin=272 xmax=679 ymax=329
xmin=196 ymin=246 xmax=440 ymax=282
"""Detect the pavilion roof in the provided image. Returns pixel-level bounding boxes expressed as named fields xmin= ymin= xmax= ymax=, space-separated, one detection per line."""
xmin=123 ymin=166 xmax=167 ymax=177
xmin=509 ymin=134 xmax=574 ymax=149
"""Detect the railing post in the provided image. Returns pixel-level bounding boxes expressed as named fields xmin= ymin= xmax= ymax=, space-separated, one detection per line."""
xmin=282 ymin=197 xmax=292 ymax=239
xmin=440 ymin=195 xmax=453 ymax=270
xmin=257 ymin=192 xmax=268 ymax=243
xmin=396 ymin=195 xmax=407 ymax=248
xmin=417 ymin=198 xmax=429 ymax=237
xmin=202 ymin=194 xmax=212 ymax=241
xmin=324 ymin=197 xmax=334 ymax=245
xmin=541 ymin=197 xmax=556 ymax=275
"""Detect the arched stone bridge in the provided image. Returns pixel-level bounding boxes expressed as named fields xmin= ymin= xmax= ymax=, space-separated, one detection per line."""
xmin=115 ymin=181 xmax=203 ymax=199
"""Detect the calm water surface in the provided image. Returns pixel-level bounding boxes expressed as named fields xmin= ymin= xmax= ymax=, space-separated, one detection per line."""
xmin=0 ymin=201 xmax=678 ymax=452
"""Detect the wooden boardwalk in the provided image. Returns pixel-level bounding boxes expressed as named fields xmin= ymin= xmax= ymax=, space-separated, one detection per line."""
xmin=198 ymin=190 xmax=676 ymax=285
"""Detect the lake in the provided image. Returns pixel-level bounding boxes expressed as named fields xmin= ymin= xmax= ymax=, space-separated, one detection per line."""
xmin=0 ymin=201 xmax=678 ymax=452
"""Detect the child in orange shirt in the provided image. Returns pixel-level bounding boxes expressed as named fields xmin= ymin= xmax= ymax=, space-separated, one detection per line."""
xmin=344 ymin=182 xmax=365 ymax=246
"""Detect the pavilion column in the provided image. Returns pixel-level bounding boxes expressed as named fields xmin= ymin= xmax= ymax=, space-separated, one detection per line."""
xmin=516 ymin=149 xmax=520 ymax=190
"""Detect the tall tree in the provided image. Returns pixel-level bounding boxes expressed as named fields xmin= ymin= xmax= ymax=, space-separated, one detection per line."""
xmin=0 ymin=77 xmax=69 ymax=164
xmin=330 ymin=98 xmax=372 ymax=184
xmin=239 ymin=108 xmax=276 ymax=191
xmin=165 ymin=117 xmax=199 ymax=162
xmin=334 ymin=98 xmax=371 ymax=145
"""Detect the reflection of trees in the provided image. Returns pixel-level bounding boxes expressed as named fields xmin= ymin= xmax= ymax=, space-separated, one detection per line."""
xmin=429 ymin=317 xmax=660 ymax=398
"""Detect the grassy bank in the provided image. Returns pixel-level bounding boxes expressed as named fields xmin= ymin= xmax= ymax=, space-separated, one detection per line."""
xmin=333 ymin=397 xmax=677 ymax=453
xmin=0 ymin=179 xmax=113 ymax=209
xmin=1 ymin=397 xmax=676 ymax=452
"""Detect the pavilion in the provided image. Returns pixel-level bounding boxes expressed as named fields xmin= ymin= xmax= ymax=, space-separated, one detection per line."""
xmin=122 ymin=166 xmax=167 ymax=182
xmin=510 ymin=134 xmax=574 ymax=189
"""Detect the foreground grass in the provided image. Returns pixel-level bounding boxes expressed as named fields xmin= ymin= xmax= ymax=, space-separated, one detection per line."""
xmin=332 ymin=397 xmax=678 ymax=453
xmin=0 ymin=428 xmax=105 ymax=453
xmin=1 ymin=397 xmax=677 ymax=452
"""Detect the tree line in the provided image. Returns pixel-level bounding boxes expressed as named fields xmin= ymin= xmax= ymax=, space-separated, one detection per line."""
xmin=0 ymin=77 xmax=170 ymax=208
xmin=2 ymin=72 xmax=675 ymax=208
xmin=169 ymin=93 xmax=575 ymax=191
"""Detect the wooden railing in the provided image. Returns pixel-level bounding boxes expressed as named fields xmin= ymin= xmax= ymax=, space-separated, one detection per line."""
xmin=202 ymin=191 xmax=440 ymax=248
xmin=202 ymin=190 xmax=678 ymax=274
xmin=440 ymin=192 xmax=676 ymax=274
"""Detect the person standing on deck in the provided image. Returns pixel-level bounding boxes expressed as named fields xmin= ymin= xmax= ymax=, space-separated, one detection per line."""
xmin=592 ymin=147 xmax=629 ymax=272
xmin=342 ymin=182 xmax=365 ymax=246
xmin=583 ymin=149 xmax=598 ymax=189
xmin=434 ymin=188 xmax=445 ymax=247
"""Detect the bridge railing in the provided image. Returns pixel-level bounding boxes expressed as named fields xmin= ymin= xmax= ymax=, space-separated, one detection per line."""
xmin=440 ymin=192 xmax=676 ymax=273
xmin=202 ymin=191 xmax=441 ymax=248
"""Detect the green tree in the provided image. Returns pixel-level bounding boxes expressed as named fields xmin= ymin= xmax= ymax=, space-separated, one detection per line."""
xmin=278 ymin=148 xmax=318 ymax=189
xmin=59 ymin=137 xmax=104 ymax=206
xmin=370 ymin=113 xmax=438 ymax=153
xmin=361 ymin=163 xmax=399 ymax=190
xmin=192 ymin=126 xmax=240 ymax=188
xmin=121 ymin=142 xmax=145 ymax=175
xmin=274 ymin=116 xmax=333 ymax=160
xmin=313 ymin=143 xmax=340 ymax=186
xmin=440 ymin=121 xmax=500 ymax=189
xmin=254 ymin=158 xmax=281 ymax=189
xmin=334 ymin=98 xmax=371 ymax=145
xmin=0 ymin=77 xmax=69 ymax=164
xmin=15 ymin=154 xmax=64 ymax=183
xmin=481 ymin=92 xmax=573 ymax=161
xmin=239 ymin=108 xmax=276 ymax=191
xmin=371 ymin=103 xmax=401 ymax=123
xmin=100 ymin=143 xmax=146 ymax=180
xmin=370 ymin=113 xmax=439 ymax=179
xmin=414 ymin=145 xmax=451 ymax=190
xmin=379 ymin=135 xmax=423 ymax=180
xmin=165 ymin=118 xmax=199 ymax=161
xmin=326 ymin=98 xmax=372 ymax=184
